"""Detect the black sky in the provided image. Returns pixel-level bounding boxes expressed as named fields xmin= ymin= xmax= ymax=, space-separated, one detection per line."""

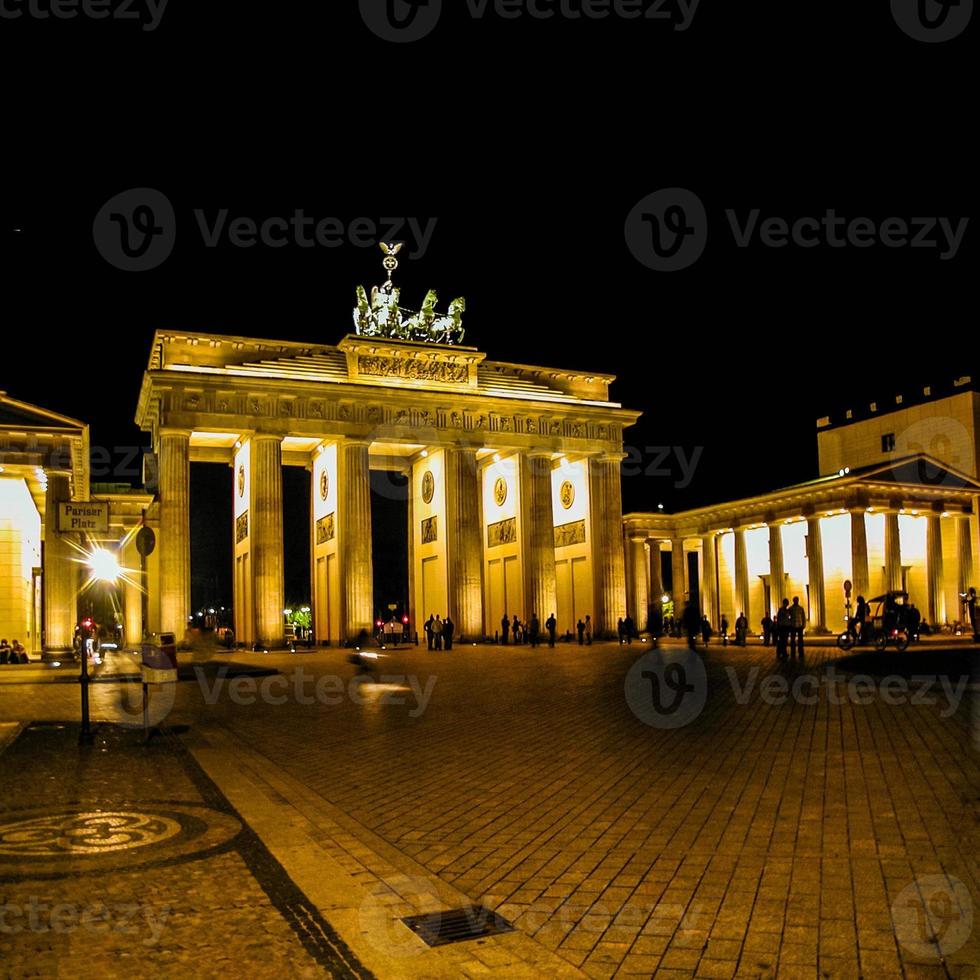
xmin=1 ymin=0 xmax=973 ymax=609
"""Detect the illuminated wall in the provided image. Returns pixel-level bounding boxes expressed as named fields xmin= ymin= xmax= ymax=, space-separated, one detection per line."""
xmin=865 ymin=512 xmax=886 ymax=598
xmin=782 ymin=520 xmax=808 ymax=608
xmin=0 ymin=478 xmax=41 ymax=649
xmin=412 ymin=451 xmax=448 ymax=626
xmin=820 ymin=513 xmax=851 ymax=629
xmin=482 ymin=453 xmax=523 ymax=635
xmin=817 ymin=390 xmax=979 ymax=478
xmin=551 ymin=458 xmax=592 ymax=633
xmin=312 ymin=443 xmax=340 ymax=644
xmin=898 ymin=514 xmax=926 ymax=613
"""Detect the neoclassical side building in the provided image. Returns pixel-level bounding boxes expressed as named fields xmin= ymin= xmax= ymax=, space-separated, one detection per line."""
xmin=624 ymin=378 xmax=980 ymax=633
xmin=135 ymin=329 xmax=640 ymax=646
xmin=0 ymin=392 xmax=149 ymax=656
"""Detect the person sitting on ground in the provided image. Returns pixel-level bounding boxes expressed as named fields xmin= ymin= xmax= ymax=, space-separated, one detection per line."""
xmin=0 ymin=639 xmax=10 ymax=665
xmin=11 ymin=640 xmax=28 ymax=663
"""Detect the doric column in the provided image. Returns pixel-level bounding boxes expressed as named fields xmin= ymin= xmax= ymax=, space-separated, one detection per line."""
xmin=768 ymin=522 xmax=785 ymax=614
xmin=445 ymin=447 xmax=483 ymax=641
xmin=588 ymin=455 xmax=627 ymax=636
xmin=956 ymin=515 xmax=974 ymax=597
xmin=42 ymin=472 xmax=74 ymax=656
xmin=671 ymin=539 xmax=687 ymax=613
xmin=339 ymin=439 xmax=374 ymax=641
xmin=926 ymin=514 xmax=945 ymax=626
xmin=123 ymin=533 xmax=143 ymax=648
xmin=629 ymin=534 xmax=649 ymax=630
xmin=806 ymin=515 xmax=828 ymax=632
xmin=251 ymin=434 xmax=285 ymax=648
xmin=158 ymin=429 xmax=191 ymax=638
xmin=850 ymin=509 xmax=870 ymax=600
xmin=701 ymin=533 xmax=717 ymax=628
xmin=884 ymin=511 xmax=902 ymax=593
xmin=522 ymin=451 xmax=557 ymax=626
xmin=733 ymin=528 xmax=750 ymax=622
xmin=647 ymin=538 xmax=663 ymax=615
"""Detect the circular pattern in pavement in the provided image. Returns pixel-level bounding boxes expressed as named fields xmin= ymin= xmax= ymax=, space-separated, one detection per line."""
xmin=0 ymin=804 xmax=242 ymax=877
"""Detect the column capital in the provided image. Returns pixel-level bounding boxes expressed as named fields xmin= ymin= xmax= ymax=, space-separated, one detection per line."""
xmin=158 ymin=427 xmax=192 ymax=439
xmin=629 ymin=533 xmax=649 ymax=545
xmin=250 ymin=431 xmax=284 ymax=444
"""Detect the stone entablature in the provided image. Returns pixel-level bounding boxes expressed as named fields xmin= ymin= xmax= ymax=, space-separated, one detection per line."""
xmin=136 ymin=332 xmax=635 ymax=457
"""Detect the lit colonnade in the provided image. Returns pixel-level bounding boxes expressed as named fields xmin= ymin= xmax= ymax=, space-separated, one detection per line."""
xmin=624 ymin=458 xmax=980 ymax=633
xmin=136 ymin=331 xmax=640 ymax=647
xmin=0 ymin=393 xmax=151 ymax=658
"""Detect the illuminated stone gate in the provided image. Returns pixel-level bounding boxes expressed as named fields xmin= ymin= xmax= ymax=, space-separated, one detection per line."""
xmin=135 ymin=265 xmax=639 ymax=646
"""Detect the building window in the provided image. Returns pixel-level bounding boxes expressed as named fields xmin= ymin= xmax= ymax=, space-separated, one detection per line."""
xmin=881 ymin=433 xmax=895 ymax=452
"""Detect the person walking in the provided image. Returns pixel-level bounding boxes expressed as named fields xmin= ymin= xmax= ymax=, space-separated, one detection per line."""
xmin=623 ymin=615 xmax=635 ymax=645
xmin=789 ymin=596 xmax=806 ymax=658
xmin=963 ymin=587 xmax=979 ymax=641
xmin=424 ymin=614 xmax=434 ymax=650
xmin=512 ymin=616 xmax=521 ymax=645
xmin=443 ymin=615 xmax=455 ymax=650
xmin=720 ymin=614 xmax=729 ymax=646
xmin=577 ymin=618 xmax=586 ymax=645
xmin=529 ymin=613 xmax=541 ymax=648
xmin=501 ymin=613 xmax=510 ymax=644
xmin=761 ymin=612 xmax=773 ymax=646
xmin=617 ymin=618 xmax=625 ymax=644
xmin=546 ymin=613 xmax=557 ymax=647
xmin=432 ymin=615 xmax=444 ymax=651
xmin=775 ymin=599 xmax=791 ymax=660
xmin=735 ymin=611 xmax=748 ymax=646
xmin=584 ymin=615 xmax=593 ymax=645
xmin=700 ymin=615 xmax=711 ymax=647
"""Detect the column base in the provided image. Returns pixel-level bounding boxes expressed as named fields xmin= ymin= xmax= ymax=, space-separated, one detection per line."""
xmin=41 ymin=648 xmax=76 ymax=663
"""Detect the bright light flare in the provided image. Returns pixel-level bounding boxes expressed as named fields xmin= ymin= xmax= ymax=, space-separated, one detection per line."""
xmin=87 ymin=548 xmax=121 ymax=582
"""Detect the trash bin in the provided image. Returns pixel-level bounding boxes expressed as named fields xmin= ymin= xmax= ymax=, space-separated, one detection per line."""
xmin=141 ymin=632 xmax=177 ymax=675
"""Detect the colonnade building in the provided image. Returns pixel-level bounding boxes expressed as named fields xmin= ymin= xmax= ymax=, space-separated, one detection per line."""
xmin=623 ymin=377 xmax=980 ymax=634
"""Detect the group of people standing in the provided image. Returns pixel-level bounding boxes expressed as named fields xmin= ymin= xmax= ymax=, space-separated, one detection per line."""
xmin=423 ymin=614 xmax=455 ymax=650
xmin=760 ymin=596 xmax=807 ymax=659
xmin=500 ymin=613 xmax=559 ymax=647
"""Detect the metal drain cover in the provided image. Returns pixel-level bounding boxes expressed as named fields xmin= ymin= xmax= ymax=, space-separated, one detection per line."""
xmin=402 ymin=905 xmax=514 ymax=946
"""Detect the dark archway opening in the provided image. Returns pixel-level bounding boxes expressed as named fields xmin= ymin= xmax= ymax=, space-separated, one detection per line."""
xmin=190 ymin=463 xmax=232 ymax=617
xmin=370 ymin=470 xmax=409 ymax=626
xmin=282 ymin=467 xmax=311 ymax=611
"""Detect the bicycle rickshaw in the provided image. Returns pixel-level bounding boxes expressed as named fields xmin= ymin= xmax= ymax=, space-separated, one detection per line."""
xmin=837 ymin=590 xmax=911 ymax=652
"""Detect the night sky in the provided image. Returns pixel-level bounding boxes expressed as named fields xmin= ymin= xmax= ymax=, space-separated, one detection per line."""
xmin=2 ymin=2 xmax=972 ymax=611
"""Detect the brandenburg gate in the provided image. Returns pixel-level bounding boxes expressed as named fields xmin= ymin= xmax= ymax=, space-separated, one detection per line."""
xmin=136 ymin=249 xmax=639 ymax=647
